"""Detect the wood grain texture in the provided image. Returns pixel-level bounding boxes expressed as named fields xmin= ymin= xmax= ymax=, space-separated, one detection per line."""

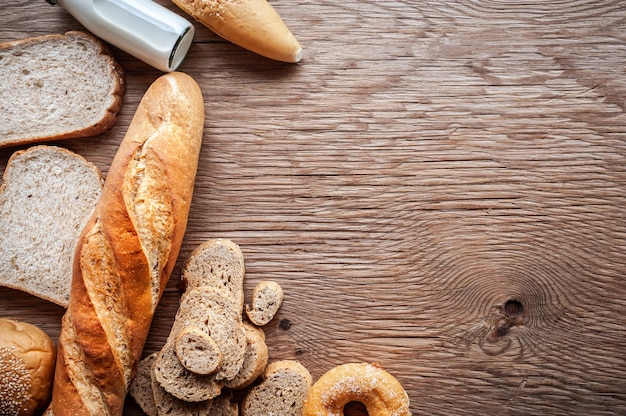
xmin=1 ymin=1 xmax=625 ymax=415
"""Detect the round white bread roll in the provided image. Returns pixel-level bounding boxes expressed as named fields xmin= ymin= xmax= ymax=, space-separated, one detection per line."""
xmin=0 ymin=318 xmax=56 ymax=416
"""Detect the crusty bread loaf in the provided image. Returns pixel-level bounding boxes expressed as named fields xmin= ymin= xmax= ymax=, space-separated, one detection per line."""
xmin=47 ymin=72 xmax=204 ymax=416
xmin=240 ymin=360 xmax=312 ymax=416
xmin=245 ymin=280 xmax=284 ymax=326
xmin=224 ymin=322 xmax=268 ymax=390
xmin=172 ymin=0 xmax=302 ymax=63
xmin=0 ymin=318 xmax=56 ymax=416
xmin=0 ymin=145 xmax=103 ymax=307
xmin=0 ymin=31 xmax=124 ymax=148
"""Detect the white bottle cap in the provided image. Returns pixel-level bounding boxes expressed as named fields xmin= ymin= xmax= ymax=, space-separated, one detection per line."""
xmin=50 ymin=0 xmax=195 ymax=72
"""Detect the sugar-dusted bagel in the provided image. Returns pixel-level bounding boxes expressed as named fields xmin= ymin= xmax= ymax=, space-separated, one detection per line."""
xmin=302 ymin=362 xmax=411 ymax=416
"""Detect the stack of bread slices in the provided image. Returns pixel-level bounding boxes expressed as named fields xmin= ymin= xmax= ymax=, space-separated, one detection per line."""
xmin=130 ymin=239 xmax=312 ymax=416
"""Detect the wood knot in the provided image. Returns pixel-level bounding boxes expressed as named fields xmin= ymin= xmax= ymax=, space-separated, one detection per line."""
xmin=492 ymin=299 xmax=524 ymax=337
xmin=504 ymin=299 xmax=523 ymax=318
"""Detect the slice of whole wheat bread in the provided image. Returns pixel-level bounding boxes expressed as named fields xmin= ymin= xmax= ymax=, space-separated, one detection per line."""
xmin=0 ymin=31 xmax=124 ymax=148
xmin=0 ymin=145 xmax=103 ymax=306
xmin=245 ymin=280 xmax=284 ymax=326
xmin=154 ymin=286 xmax=246 ymax=402
xmin=224 ymin=322 xmax=268 ymax=390
xmin=209 ymin=393 xmax=239 ymax=416
xmin=129 ymin=353 xmax=159 ymax=416
xmin=175 ymin=325 xmax=223 ymax=375
xmin=240 ymin=360 xmax=312 ymax=416
xmin=182 ymin=238 xmax=245 ymax=310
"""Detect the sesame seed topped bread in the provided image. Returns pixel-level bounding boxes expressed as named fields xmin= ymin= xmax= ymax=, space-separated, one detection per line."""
xmin=0 ymin=31 xmax=124 ymax=148
xmin=245 ymin=280 xmax=284 ymax=326
xmin=0 ymin=318 xmax=56 ymax=416
xmin=241 ymin=360 xmax=312 ymax=416
xmin=0 ymin=145 xmax=103 ymax=307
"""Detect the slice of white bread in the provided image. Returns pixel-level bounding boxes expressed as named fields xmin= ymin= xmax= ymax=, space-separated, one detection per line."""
xmin=0 ymin=31 xmax=124 ymax=148
xmin=0 ymin=145 xmax=103 ymax=307
xmin=240 ymin=360 xmax=312 ymax=416
xmin=245 ymin=280 xmax=284 ymax=326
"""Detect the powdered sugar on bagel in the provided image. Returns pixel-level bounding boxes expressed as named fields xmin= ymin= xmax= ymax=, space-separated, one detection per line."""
xmin=302 ymin=362 xmax=411 ymax=416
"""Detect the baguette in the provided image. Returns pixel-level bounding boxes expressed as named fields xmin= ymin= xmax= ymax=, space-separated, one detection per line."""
xmin=46 ymin=72 xmax=204 ymax=416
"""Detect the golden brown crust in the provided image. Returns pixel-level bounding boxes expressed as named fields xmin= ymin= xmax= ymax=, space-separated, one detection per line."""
xmin=302 ymin=362 xmax=411 ymax=416
xmin=48 ymin=72 xmax=204 ymax=416
xmin=0 ymin=31 xmax=125 ymax=147
xmin=0 ymin=318 xmax=56 ymax=416
xmin=172 ymin=0 xmax=302 ymax=63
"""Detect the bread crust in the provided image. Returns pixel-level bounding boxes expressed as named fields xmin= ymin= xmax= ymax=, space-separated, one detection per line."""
xmin=172 ymin=0 xmax=302 ymax=63
xmin=47 ymin=72 xmax=204 ymax=416
xmin=0 ymin=318 xmax=56 ymax=416
xmin=0 ymin=31 xmax=125 ymax=148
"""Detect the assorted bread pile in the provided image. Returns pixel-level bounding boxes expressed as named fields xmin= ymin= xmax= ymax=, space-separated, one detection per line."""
xmin=129 ymin=239 xmax=313 ymax=416
xmin=0 ymin=7 xmax=412 ymax=415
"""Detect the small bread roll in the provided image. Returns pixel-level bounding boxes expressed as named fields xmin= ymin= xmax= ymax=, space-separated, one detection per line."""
xmin=172 ymin=0 xmax=302 ymax=63
xmin=0 ymin=318 xmax=56 ymax=416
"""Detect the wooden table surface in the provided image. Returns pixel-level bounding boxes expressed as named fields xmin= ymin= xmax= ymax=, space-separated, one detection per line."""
xmin=2 ymin=1 xmax=626 ymax=415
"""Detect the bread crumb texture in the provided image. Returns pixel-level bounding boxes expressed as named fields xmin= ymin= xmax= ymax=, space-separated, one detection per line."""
xmin=0 ymin=32 xmax=123 ymax=145
xmin=0 ymin=345 xmax=30 ymax=416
